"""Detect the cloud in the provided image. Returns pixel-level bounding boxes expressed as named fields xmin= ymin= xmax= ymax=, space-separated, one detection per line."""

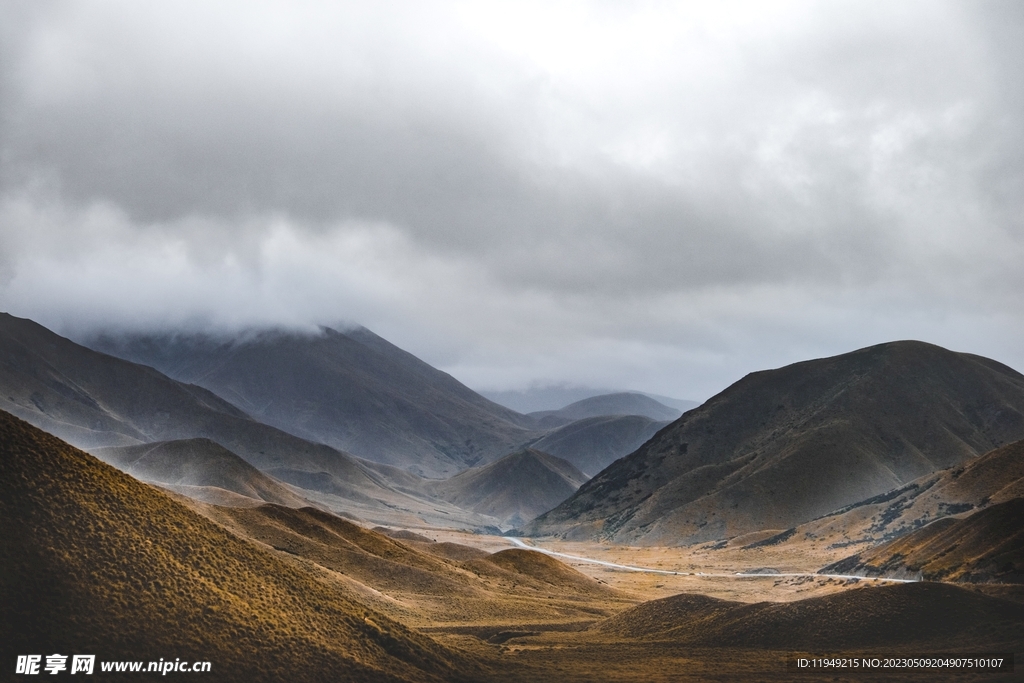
xmin=1 ymin=0 xmax=1022 ymax=398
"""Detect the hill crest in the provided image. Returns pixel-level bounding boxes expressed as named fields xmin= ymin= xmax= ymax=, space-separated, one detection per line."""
xmin=527 ymin=340 xmax=1024 ymax=544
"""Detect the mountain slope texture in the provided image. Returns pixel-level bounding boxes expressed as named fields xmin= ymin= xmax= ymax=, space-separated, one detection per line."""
xmin=0 ymin=313 xmax=490 ymax=524
xmin=87 ymin=326 xmax=537 ymax=476
xmin=527 ymin=341 xmax=1024 ymax=544
xmin=0 ymin=408 xmax=469 ymax=683
xmin=823 ymin=496 xmax=1024 ymax=583
xmin=792 ymin=437 xmax=1024 ymax=548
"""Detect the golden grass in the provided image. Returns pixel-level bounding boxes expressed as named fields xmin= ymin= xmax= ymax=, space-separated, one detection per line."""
xmin=0 ymin=410 xmax=472 ymax=683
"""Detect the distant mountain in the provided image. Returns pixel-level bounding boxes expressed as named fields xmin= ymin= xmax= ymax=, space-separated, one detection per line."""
xmin=88 ymin=326 xmax=538 ymax=476
xmin=529 ymin=415 xmax=670 ymax=477
xmin=0 ymin=408 xmax=465 ymax=682
xmin=527 ymin=341 xmax=1024 ymax=544
xmin=482 ymin=386 xmax=697 ymax=415
xmin=426 ymin=449 xmax=588 ymax=527
xmin=93 ymin=438 xmax=311 ymax=508
xmin=530 ymin=392 xmax=682 ymax=422
xmin=822 ymin=497 xmax=1024 ymax=583
xmin=481 ymin=386 xmax=616 ymax=413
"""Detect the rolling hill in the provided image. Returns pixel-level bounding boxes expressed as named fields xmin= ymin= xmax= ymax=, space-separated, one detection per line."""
xmin=597 ymin=582 xmax=1023 ymax=650
xmin=527 ymin=341 xmax=1024 ymax=544
xmin=92 ymin=438 xmax=311 ymax=508
xmin=86 ymin=326 xmax=539 ymax=476
xmin=425 ymin=449 xmax=588 ymax=527
xmin=0 ymin=408 xmax=469 ymax=683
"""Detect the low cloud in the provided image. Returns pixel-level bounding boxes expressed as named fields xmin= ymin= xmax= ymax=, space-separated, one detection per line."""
xmin=1 ymin=0 xmax=1022 ymax=399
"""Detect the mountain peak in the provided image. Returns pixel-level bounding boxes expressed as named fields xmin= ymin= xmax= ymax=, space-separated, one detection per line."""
xmin=526 ymin=340 xmax=1024 ymax=544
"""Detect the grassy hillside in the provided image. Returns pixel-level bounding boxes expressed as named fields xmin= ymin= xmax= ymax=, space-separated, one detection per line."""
xmin=824 ymin=497 xmax=1024 ymax=583
xmin=0 ymin=409 xmax=470 ymax=682
xmin=92 ymin=438 xmax=311 ymax=508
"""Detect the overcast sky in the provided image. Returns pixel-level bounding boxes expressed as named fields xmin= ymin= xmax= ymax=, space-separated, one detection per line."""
xmin=1 ymin=0 xmax=1022 ymax=400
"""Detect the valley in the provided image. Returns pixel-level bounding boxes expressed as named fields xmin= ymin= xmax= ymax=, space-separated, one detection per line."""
xmin=3 ymin=313 xmax=1023 ymax=681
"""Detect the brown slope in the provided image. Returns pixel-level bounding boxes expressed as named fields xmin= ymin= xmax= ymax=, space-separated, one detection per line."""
xmin=824 ymin=497 xmax=1024 ymax=583
xmin=92 ymin=438 xmax=310 ymax=508
xmin=528 ymin=341 xmax=1024 ymax=544
xmin=87 ymin=326 xmax=539 ymax=477
xmin=0 ymin=409 xmax=469 ymax=683
xmin=426 ymin=449 xmax=587 ymax=527
xmin=190 ymin=502 xmax=627 ymax=628
xmin=794 ymin=438 xmax=1024 ymax=550
xmin=598 ymin=582 xmax=1024 ymax=650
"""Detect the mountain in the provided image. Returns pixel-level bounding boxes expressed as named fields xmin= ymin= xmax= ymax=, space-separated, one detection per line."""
xmin=823 ymin=497 xmax=1024 ymax=583
xmin=92 ymin=438 xmax=311 ymax=508
xmin=0 ymin=408 xmax=467 ymax=683
xmin=0 ymin=313 xmax=499 ymax=527
xmin=791 ymin=438 xmax=1024 ymax=550
xmin=425 ymin=449 xmax=588 ymax=527
xmin=482 ymin=386 xmax=697 ymax=415
xmin=86 ymin=326 xmax=538 ymax=476
xmin=528 ymin=415 xmax=670 ymax=477
xmin=527 ymin=341 xmax=1024 ymax=544
xmin=530 ymin=392 xmax=682 ymax=423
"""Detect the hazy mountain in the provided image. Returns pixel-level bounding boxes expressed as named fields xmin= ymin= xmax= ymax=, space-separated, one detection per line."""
xmin=529 ymin=392 xmax=682 ymax=423
xmin=482 ymin=386 xmax=697 ymax=415
xmin=0 ymin=313 xmax=504 ymax=527
xmin=527 ymin=341 xmax=1024 ymax=544
xmin=0 ymin=408 xmax=466 ymax=683
xmin=528 ymin=415 xmax=670 ymax=477
xmin=792 ymin=438 xmax=1024 ymax=549
xmin=426 ymin=449 xmax=588 ymax=527
xmin=88 ymin=326 xmax=538 ymax=476
xmin=92 ymin=438 xmax=311 ymax=508
xmin=823 ymin=496 xmax=1024 ymax=583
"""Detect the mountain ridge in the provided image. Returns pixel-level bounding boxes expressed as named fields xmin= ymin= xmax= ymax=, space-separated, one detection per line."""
xmin=86 ymin=325 xmax=540 ymax=476
xmin=526 ymin=340 xmax=1024 ymax=544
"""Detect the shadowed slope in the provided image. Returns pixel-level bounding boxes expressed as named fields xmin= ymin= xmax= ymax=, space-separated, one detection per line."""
xmin=528 ymin=341 xmax=1024 ymax=544
xmin=598 ymin=582 xmax=1024 ymax=650
xmin=0 ymin=409 xmax=469 ymax=683
xmin=528 ymin=415 xmax=670 ymax=477
xmin=87 ymin=326 xmax=538 ymax=476
xmin=427 ymin=449 xmax=587 ymax=526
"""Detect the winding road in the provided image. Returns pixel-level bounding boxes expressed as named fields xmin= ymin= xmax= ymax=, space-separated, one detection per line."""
xmin=506 ymin=537 xmax=917 ymax=583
